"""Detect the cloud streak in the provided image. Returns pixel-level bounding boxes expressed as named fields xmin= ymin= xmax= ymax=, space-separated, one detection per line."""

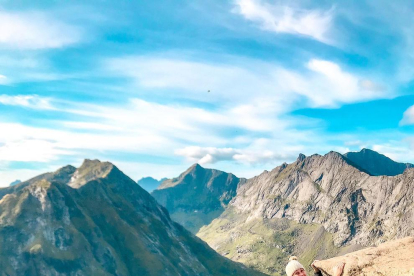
xmin=0 ymin=94 xmax=55 ymax=110
xmin=234 ymin=0 xmax=333 ymax=43
xmin=0 ymin=10 xmax=82 ymax=49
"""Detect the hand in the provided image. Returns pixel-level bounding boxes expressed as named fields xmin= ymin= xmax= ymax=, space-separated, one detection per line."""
xmin=311 ymin=260 xmax=320 ymax=273
xmin=333 ymin=262 xmax=345 ymax=276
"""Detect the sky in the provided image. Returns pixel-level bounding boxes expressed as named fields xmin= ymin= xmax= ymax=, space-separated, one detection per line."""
xmin=1 ymin=0 xmax=414 ymax=186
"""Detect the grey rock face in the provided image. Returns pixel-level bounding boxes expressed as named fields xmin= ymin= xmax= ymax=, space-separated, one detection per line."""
xmin=231 ymin=151 xmax=414 ymax=246
xmin=344 ymin=148 xmax=414 ymax=176
xmin=0 ymin=160 xmax=265 ymax=276
xmin=151 ymin=164 xmax=246 ymax=233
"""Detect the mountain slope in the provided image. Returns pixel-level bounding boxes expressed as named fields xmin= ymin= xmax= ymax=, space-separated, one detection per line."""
xmin=137 ymin=177 xmax=166 ymax=192
xmin=0 ymin=160 xmax=265 ymax=276
xmin=344 ymin=148 xmax=414 ymax=176
xmin=151 ymin=164 xmax=245 ymax=233
xmin=198 ymin=152 xmax=414 ymax=275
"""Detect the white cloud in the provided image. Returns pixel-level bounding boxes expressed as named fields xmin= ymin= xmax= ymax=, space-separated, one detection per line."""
xmin=400 ymin=105 xmax=414 ymax=126
xmin=0 ymin=74 xmax=7 ymax=85
xmin=0 ymin=94 xmax=55 ymax=110
xmin=175 ymin=145 xmax=298 ymax=165
xmin=0 ymin=10 xmax=81 ymax=49
xmin=175 ymin=147 xmax=238 ymax=165
xmin=0 ymin=140 xmax=68 ymax=162
xmin=234 ymin=0 xmax=333 ymax=43
xmin=107 ymin=56 xmax=390 ymax=109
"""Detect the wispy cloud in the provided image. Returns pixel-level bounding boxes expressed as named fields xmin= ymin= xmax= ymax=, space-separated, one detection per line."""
xmin=233 ymin=0 xmax=333 ymax=44
xmin=0 ymin=74 xmax=7 ymax=85
xmin=400 ymin=105 xmax=414 ymax=126
xmin=106 ymin=56 xmax=390 ymax=108
xmin=0 ymin=10 xmax=82 ymax=49
xmin=0 ymin=94 xmax=55 ymax=110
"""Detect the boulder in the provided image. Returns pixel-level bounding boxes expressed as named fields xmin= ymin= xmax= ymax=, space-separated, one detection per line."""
xmin=313 ymin=237 xmax=414 ymax=276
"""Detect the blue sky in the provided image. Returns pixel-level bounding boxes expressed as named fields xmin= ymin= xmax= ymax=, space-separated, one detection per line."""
xmin=1 ymin=0 xmax=414 ymax=186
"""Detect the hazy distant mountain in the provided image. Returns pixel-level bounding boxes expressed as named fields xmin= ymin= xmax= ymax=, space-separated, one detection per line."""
xmin=8 ymin=180 xmax=21 ymax=186
xmin=151 ymin=164 xmax=245 ymax=233
xmin=198 ymin=152 xmax=414 ymax=275
xmin=0 ymin=159 xmax=264 ymax=276
xmin=344 ymin=148 xmax=414 ymax=176
xmin=137 ymin=177 xmax=167 ymax=192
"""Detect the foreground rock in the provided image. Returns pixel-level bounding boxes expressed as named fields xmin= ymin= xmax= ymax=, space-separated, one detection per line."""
xmin=314 ymin=237 xmax=414 ymax=276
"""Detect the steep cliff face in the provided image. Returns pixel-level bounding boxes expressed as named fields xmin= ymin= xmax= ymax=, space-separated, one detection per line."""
xmin=198 ymin=152 xmax=414 ymax=275
xmin=0 ymin=160 xmax=265 ymax=276
xmin=152 ymin=164 xmax=245 ymax=233
xmin=344 ymin=148 xmax=414 ymax=176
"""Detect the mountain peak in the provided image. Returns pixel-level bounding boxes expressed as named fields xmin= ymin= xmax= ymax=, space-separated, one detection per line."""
xmin=297 ymin=153 xmax=306 ymax=162
xmin=68 ymin=159 xmax=115 ymax=188
xmin=188 ymin=163 xmax=203 ymax=172
xmin=344 ymin=148 xmax=414 ymax=176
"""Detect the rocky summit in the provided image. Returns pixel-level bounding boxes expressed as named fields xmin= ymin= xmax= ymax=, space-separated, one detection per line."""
xmin=197 ymin=151 xmax=414 ymax=275
xmin=151 ymin=163 xmax=245 ymax=233
xmin=0 ymin=159 xmax=265 ymax=276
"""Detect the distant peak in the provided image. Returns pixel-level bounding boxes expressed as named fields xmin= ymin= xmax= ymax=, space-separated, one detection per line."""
xmin=297 ymin=153 xmax=306 ymax=162
xmin=186 ymin=163 xmax=204 ymax=173
xmin=190 ymin=163 xmax=202 ymax=169
xmin=360 ymin=148 xmax=378 ymax=154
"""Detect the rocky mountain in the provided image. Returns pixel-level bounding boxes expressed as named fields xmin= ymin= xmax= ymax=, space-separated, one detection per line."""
xmin=344 ymin=148 xmax=414 ymax=176
xmin=137 ymin=177 xmax=166 ymax=192
xmin=197 ymin=151 xmax=414 ymax=275
xmin=8 ymin=180 xmax=21 ymax=186
xmin=0 ymin=159 xmax=265 ymax=276
xmin=151 ymin=164 xmax=245 ymax=233
xmin=314 ymin=237 xmax=414 ymax=276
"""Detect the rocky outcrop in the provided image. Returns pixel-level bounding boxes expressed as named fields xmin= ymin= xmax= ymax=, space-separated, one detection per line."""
xmin=0 ymin=160 xmax=265 ymax=276
xmin=152 ymin=164 xmax=245 ymax=233
xmin=313 ymin=237 xmax=414 ymax=276
xmin=344 ymin=148 xmax=414 ymax=176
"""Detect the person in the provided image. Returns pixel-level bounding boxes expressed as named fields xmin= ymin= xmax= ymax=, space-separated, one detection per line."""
xmin=285 ymin=256 xmax=345 ymax=276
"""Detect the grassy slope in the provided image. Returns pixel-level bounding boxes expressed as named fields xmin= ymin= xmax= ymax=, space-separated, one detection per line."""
xmin=198 ymin=208 xmax=361 ymax=276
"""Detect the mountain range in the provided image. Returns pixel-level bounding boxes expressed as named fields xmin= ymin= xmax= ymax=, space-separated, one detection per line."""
xmin=150 ymin=149 xmax=414 ymax=275
xmin=0 ymin=159 xmax=264 ymax=276
xmin=1 ymin=148 xmax=413 ymax=276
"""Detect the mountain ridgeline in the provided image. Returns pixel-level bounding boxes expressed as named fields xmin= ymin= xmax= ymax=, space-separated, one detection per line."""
xmin=197 ymin=151 xmax=414 ymax=275
xmin=344 ymin=148 xmax=414 ymax=176
xmin=0 ymin=160 xmax=265 ymax=276
xmin=151 ymin=164 xmax=245 ymax=233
